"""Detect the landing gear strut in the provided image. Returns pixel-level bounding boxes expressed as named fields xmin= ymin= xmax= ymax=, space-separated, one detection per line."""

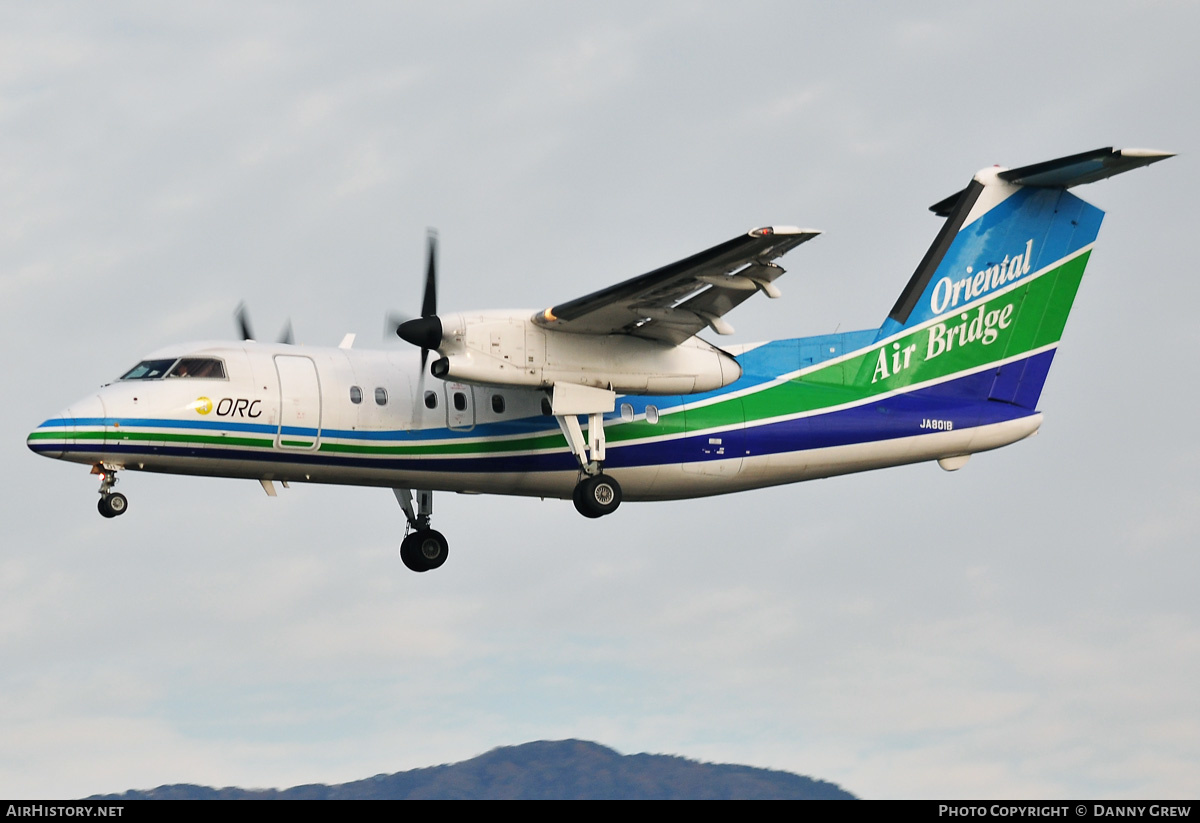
xmin=93 ymin=465 xmax=128 ymax=518
xmin=393 ymin=488 xmax=448 ymax=572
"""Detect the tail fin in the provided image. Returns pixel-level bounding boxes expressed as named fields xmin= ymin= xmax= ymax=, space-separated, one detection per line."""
xmin=863 ymin=147 xmax=1172 ymax=409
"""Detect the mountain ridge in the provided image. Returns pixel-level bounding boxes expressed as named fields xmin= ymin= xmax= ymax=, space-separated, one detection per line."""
xmin=91 ymin=739 xmax=856 ymax=800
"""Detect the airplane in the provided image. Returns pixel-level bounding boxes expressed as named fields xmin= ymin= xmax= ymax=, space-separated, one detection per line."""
xmin=27 ymin=147 xmax=1172 ymax=572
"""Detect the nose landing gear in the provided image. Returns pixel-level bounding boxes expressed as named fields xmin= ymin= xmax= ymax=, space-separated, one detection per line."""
xmin=93 ymin=465 xmax=128 ymax=518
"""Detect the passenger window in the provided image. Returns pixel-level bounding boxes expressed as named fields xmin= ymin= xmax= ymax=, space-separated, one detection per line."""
xmin=620 ymin=403 xmax=634 ymax=422
xmin=491 ymin=394 xmax=505 ymax=414
xmin=424 ymin=391 xmax=438 ymax=409
xmin=453 ymin=392 xmax=467 ymax=411
xmin=646 ymin=405 xmax=660 ymax=424
xmin=375 ymin=387 xmax=388 ymax=406
xmin=350 ymin=386 xmax=362 ymax=404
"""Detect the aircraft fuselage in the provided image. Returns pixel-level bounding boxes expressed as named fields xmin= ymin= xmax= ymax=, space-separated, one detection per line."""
xmin=29 ymin=333 xmax=1041 ymax=503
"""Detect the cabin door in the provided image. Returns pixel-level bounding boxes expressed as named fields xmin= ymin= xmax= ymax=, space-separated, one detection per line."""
xmin=275 ymin=355 xmax=322 ymax=450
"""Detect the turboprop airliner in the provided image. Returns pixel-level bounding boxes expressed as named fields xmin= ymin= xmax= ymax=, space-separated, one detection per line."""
xmin=28 ymin=147 xmax=1171 ymax=572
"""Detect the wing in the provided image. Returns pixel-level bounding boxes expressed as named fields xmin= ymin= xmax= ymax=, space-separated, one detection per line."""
xmin=534 ymin=226 xmax=821 ymax=344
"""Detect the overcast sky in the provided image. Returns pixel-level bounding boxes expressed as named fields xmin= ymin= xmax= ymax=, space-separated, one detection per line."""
xmin=3 ymin=1 xmax=1198 ymax=799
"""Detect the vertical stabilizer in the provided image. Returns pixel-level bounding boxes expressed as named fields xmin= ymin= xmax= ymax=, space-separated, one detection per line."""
xmin=863 ymin=148 xmax=1171 ymax=409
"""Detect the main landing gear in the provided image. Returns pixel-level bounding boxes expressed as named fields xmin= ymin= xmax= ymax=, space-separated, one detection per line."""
xmin=394 ymin=488 xmax=448 ymax=573
xmin=551 ymin=386 xmax=622 ymax=519
xmin=93 ymin=465 xmax=128 ymax=518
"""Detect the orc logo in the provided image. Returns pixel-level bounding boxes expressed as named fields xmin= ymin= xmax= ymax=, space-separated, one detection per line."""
xmin=194 ymin=397 xmax=262 ymax=418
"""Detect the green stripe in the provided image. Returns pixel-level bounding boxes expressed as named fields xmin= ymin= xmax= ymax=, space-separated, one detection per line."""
xmin=39 ymin=430 xmax=275 ymax=449
xmin=319 ymin=431 xmax=567 ymax=456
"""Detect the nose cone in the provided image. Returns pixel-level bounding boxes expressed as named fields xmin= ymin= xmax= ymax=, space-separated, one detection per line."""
xmin=27 ymin=414 xmax=70 ymax=459
xmin=28 ymin=395 xmax=107 ymax=462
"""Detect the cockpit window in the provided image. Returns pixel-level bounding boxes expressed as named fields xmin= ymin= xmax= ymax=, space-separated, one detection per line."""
xmin=167 ymin=358 xmax=227 ymax=379
xmin=119 ymin=359 xmax=177 ymax=380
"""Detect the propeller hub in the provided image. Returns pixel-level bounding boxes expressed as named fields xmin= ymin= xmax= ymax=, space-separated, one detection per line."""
xmin=397 ymin=316 xmax=443 ymax=350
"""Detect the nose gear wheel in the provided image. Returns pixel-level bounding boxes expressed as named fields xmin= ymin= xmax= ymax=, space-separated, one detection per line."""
xmin=98 ymin=492 xmax=128 ymax=518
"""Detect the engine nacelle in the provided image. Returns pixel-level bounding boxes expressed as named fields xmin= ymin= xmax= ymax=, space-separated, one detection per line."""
xmin=429 ymin=311 xmax=741 ymax=394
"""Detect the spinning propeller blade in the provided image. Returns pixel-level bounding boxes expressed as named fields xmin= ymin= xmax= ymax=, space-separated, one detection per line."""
xmin=235 ymin=303 xmax=293 ymax=344
xmin=391 ymin=229 xmax=443 ymax=371
xmin=235 ymin=302 xmax=254 ymax=341
xmin=421 ymin=229 xmax=437 ymax=319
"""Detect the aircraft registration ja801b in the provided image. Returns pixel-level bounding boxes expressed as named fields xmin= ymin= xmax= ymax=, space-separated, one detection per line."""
xmin=28 ymin=148 xmax=1172 ymax=572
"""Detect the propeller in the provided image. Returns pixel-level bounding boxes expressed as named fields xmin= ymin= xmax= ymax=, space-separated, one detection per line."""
xmin=390 ymin=229 xmax=443 ymax=369
xmin=235 ymin=301 xmax=255 ymax=342
xmin=235 ymin=302 xmax=294 ymax=344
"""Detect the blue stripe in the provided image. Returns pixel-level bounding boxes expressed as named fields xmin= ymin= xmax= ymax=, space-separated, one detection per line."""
xmin=40 ymin=416 xmax=279 ymax=435
xmin=36 ymin=414 xmax=549 ymax=442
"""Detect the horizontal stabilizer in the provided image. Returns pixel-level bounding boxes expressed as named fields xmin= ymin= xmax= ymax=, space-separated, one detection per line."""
xmin=930 ymin=147 xmax=1174 ymax=216
xmin=999 ymin=146 xmax=1174 ymax=187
